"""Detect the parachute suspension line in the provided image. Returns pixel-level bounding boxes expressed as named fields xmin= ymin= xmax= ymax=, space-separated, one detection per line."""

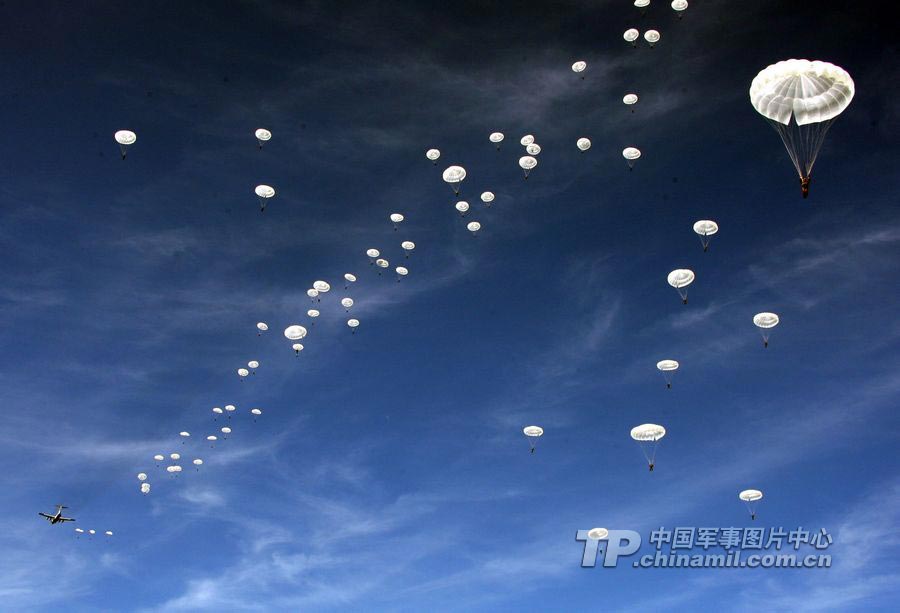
xmin=769 ymin=118 xmax=835 ymax=180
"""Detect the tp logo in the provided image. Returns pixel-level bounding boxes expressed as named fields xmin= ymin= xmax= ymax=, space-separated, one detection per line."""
xmin=576 ymin=530 xmax=642 ymax=567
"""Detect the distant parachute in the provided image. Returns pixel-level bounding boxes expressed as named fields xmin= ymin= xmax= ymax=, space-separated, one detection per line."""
xmin=739 ymin=489 xmax=764 ymax=520
xmin=105 ymin=530 xmax=114 ymax=536
xmin=153 ymin=454 xmax=164 ymax=463
xmin=344 ymin=273 xmax=357 ymax=289
xmin=366 ymin=249 xmax=380 ymax=265
xmin=489 ymin=132 xmax=505 ymax=150
xmin=750 ymin=60 xmax=854 ymax=198
xmin=656 ymin=359 xmax=680 ymax=389
xmin=693 ymin=220 xmax=719 ymax=252
xmin=426 ymin=148 xmax=441 ymax=164
xmin=753 ymin=312 xmax=780 ymax=348
xmin=75 ymin=528 xmax=84 ymax=534
xmin=237 ymin=368 xmax=249 ymax=378
xmin=221 ymin=427 xmax=231 ymax=436
xmin=307 ymin=309 xmax=320 ymax=323
xmin=395 ymin=266 xmax=409 ymax=281
xmin=284 ymin=325 xmax=307 ymax=341
xmin=526 ymin=143 xmax=541 ymax=156
xmin=467 ymin=221 xmax=481 ymax=235
xmin=170 ymin=453 xmax=180 ymax=460
xmin=141 ymin=483 xmax=151 ymax=494
xmin=341 ymin=297 xmax=354 ymax=310
xmin=193 ymin=458 xmax=203 ymax=467
xmin=624 ymin=28 xmax=640 ymax=46
xmin=248 ymin=360 xmax=259 ymax=371
xmin=671 ymin=0 xmax=688 ymax=17
xmin=225 ymin=404 xmax=236 ymax=414
xmin=291 ymin=343 xmax=304 ymax=356
xmin=622 ymin=147 xmax=641 ymax=169
xmin=166 ymin=465 xmax=182 ymax=474
xmin=401 ymin=241 xmax=415 ymax=257
xmin=179 ymin=431 xmax=190 ymax=439
xmin=523 ymin=425 xmax=544 ymax=454
xmin=455 ymin=201 xmax=470 ymax=216
xmin=137 ymin=473 xmax=147 ymax=481
xmin=390 ymin=213 xmax=404 ymax=230
xmin=256 ymin=322 xmax=268 ymax=336
xmin=634 ymin=0 xmax=650 ymax=7
xmin=375 ymin=258 xmax=390 ymax=272
xmin=207 ymin=435 xmax=217 ymax=442
xmin=212 ymin=407 xmax=223 ymax=416
xmin=630 ymin=424 xmax=666 ymax=471
xmin=254 ymin=185 xmax=275 ymax=212
xmin=519 ymin=156 xmax=537 ymax=179
xmin=254 ymin=128 xmax=272 ymax=149
xmin=572 ymin=60 xmax=587 ymax=79
xmin=251 ymin=408 xmax=263 ymax=416
xmin=520 ymin=134 xmax=535 ymax=146
xmin=644 ymin=30 xmax=660 ymax=47
xmin=347 ymin=319 xmax=360 ymax=333
xmin=114 ymin=130 xmax=137 ymax=159
xmin=313 ymin=280 xmax=330 ymax=293
xmin=577 ymin=137 xmax=592 ymax=152
xmin=307 ymin=288 xmax=319 ymax=302
xmin=588 ymin=527 xmax=609 ymax=540
xmin=88 ymin=529 xmax=96 ymax=535
xmin=480 ymin=191 xmax=495 ymax=206
xmin=623 ymin=93 xmax=639 ymax=110
xmin=667 ymin=269 xmax=694 ymax=304
xmin=442 ymin=166 xmax=467 ymax=195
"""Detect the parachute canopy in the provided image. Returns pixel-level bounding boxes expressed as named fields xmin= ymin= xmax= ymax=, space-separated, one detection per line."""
xmin=291 ymin=343 xmax=303 ymax=352
xmin=256 ymin=322 xmax=268 ymax=332
xmin=341 ymin=297 xmax=354 ymax=309
xmin=526 ymin=143 xmax=541 ymax=156
xmin=467 ymin=221 xmax=481 ymax=233
xmin=114 ymin=130 xmax=137 ymax=146
xmin=520 ymin=134 xmax=535 ymax=146
xmin=656 ymin=359 xmax=679 ymax=372
xmin=207 ymin=435 xmax=217 ymax=441
xmin=170 ymin=453 xmax=180 ymax=460
xmin=644 ymin=30 xmax=660 ymax=44
xmin=225 ymin=405 xmax=235 ymax=412
xmin=426 ymin=148 xmax=441 ymax=161
xmin=137 ymin=473 xmax=147 ymax=481
xmin=193 ymin=459 xmax=203 ymax=466
xmin=313 ymin=280 xmax=330 ymax=293
xmin=179 ymin=431 xmax=190 ymax=438
xmin=624 ymin=28 xmax=639 ymax=42
xmin=307 ymin=309 xmax=320 ymax=318
xmin=390 ymin=213 xmax=404 ymax=224
xmin=519 ymin=156 xmax=537 ymax=170
xmin=631 ymin=423 xmax=666 ymax=441
xmin=750 ymin=60 xmax=854 ymax=127
xmin=248 ymin=360 xmax=259 ymax=369
xmin=366 ymin=249 xmax=380 ymax=258
xmin=490 ymin=132 xmax=505 ymax=143
xmin=693 ymin=220 xmax=718 ymax=236
xmin=401 ymin=241 xmax=415 ymax=251
xmin=480 ymin=191 xmax=495 ymax=204
xmin=284 ymin=325 xmax=307 ymax=341
xmin=671 ymin=0 xmax=688 ymax=11
xmin=396 ymin=266 xmax=409 ymax=276
xmin=237 ymin=368 xmax=249 ymax=377
xmin=623 ymin=147 xmax=641 ymax=161
xmin=739 ymin=489 xmax=764 ymax=502
xmin=251 ymin=408 xmax=263 ymax=415
xmin=523 ymin=426 xmax=544 ymax=438
xmin=347 ymin=319 xmax=360 ymax=328
xmin=577 ymin=137 xmax=592 ymax=151
xmin=221 ymin=427 xmax=231 ymax=434
xmin=141 ymin=483 xmax=151 ymax=494
xmin=307 ymin=289 xmax=319 ymax=299
xmin=254 ymin=128 xmax=272 ymax=142
xmin=254 ymin=185 xmax=275 ymax=199
xmin=212 ymin=407 xmax=223 ymax=414
xmin=376 ymin=258 xmax=389 ymax=268
xmin=572 ymin=60 xmax=587 ymax=73
xmin=667 ymin=269 xmax=694 ymax=289
xmin=753 ymin=312 xmax=780 ymax=329
xmin=623 ymin=93 xmax=639 ymax=105
xmin=456 ymin=201 xmax=470 ymax=213
xmin=344 ymin=273 xmax=357 ymax=283
xmin=442 ymin=166 xmax=467 ymax=193
xmin=588 ymin=527 xmax=609 ymax=540
xmin=153 ymin=454 xmax=164 ymax=461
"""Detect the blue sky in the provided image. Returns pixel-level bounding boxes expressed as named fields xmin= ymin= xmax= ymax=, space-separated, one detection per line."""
xmin=1 ymin=0 xmax=899 ymax=610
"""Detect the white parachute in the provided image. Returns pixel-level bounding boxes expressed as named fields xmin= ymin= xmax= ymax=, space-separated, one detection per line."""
xmin=390 ymin=213 xmax=404 ymax=229
xmin=307 ymin=288 xmax=319 ymax=301
xmin=644 ymin=30 xmax=660 ymax=46
xmin=141 ymin=483 xmax=151 ymax=494
xmin=375 ymin=258 xmax=390 ymax=270
xmin=455 ymin=201 xmax=470 ymax=216
xmin=166 ymin=465 xmax=182 ymax=474
xmin=749 ymin=60 xmax=854 ymax=197
xmin=221 ymin=427 xmax=231 ymax=435
xmin=347 ymin=319 xmax=360 ymax=333
xmin=313 ymin=280 xmax=331 ymax=293
xmin=489 ymin=132 xmax=505 ymax=150
xmin=693 ymin=220 xmax=719 ymax=252
xmin=467 ymin=221 xmax=481 ymax=234
xmin=225 ymin=404 xmax=236 ymax=414
xmin=671 ymin=0 xmax=688 ymax=15
xmin=137 ymin=473 xmax=147 ymax=482
xmin=572 ymin=60 xmax=587 ymax=77
xmin=739 ymin=489 xmax=764 ymax=520
xmin=179 ymin=431 xmax=190 ymax=439
xmin=623 ymin=28 xmax=640 ymax=45
xmin=623 ymin=93 xmax=639 ymax=108
xmin=248 ymin=360 xmax=259 ymax=370
xmin=519 ymin=156 xmax=537 ymax=179
xmin=442 ymin=166 xmax=467 ymax=195
xmin=307 ymin=309 xmax=320 ymax=320
xmin=256 ymin=322 xmax=268 ymax=335
xmin=254 ymin=128 xmax=272 ymax=148
xmin=207 ymin=435 xmax=217 ymax=441
xmin=396 ymin=266 xmax=409 ymax=280
xmin=480 ymin=191 xmax=495 ymax=206
xmin=631 ymin=424 xmax=666 ymax=471
xmin=577 ymin=137 xmax=592 ymax=152
xmin=588 ymin=527 xmax=609 ymax=540
xmin=237 ymin=368 xmax=249 ymax=378
xmin=341 ymin=297 xmax=354 ymax=310
xmin=426 ymin=148 xmax=441 ymax=163
xmin=153 ymin=454 xmax=164 ymax=462
xmin=212 ymin=407 xmax=223 ymax=415
xmin=656 ymin=359 xmax=680 ymax=389
xmin=520 ymin=134 xmax=535 ymax=146
xmin=753 ymin=312 xmax=780 ymax=348
xmin=623 ymin=147 xmax=641 ymax=169
xmin=284 ymin=325 xmax=307 ymax=341
xmin=401 ymin=241 xmax=416 ymax=256
xmin=291 ymin=343 xmax=304 ymax=355
xmin=523 ymin=425 xmax=544 ymax=454
xmin=526 ymin=143 xmax=541 ymax=156
xmin=251 ymin=408 xmax=263 ymax=416
xmin=114 ymin=130 xmax=137 ymax=159
xmin=170 ymin=453 xmax=180 ymax=460
xmin=667 ymin=269 xmax=695 ymax=304
xmin=254 ymin=185 xmax=275 ymax=212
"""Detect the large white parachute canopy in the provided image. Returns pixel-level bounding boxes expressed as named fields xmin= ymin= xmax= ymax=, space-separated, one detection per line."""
xmin=284 ymin=325 xmax=307 ymax=341
xmin=526 ymin=143 xmax=542 ymax=156
xmin=739 ymin=489 xmax=764 ymax=519
xmin=749 ymin=60 xmax=854 ymax=197
xmin=572 ymin=60 xmax=587 ymax=78
xmin=137 ymin=473 xmax=147 ymax=482
xmin=254 ymin=128 xmax=272 ymax=148
xmin=114 ymin=130 xmax=137 ymax=159
xmin=577 ymin=137 xmax=592 ymax=152
xmin=390 ymin=213 xmax=404 ymax=230
xmin=401 ymin=241 xmax=415 ymax=257
xmin=467 ymin=221 xmax=481 ymax=235
xmin=656 ymin=359 xmax=680 ymax=388
xmin=395 ymin=266 xmax=409 ymax=280
xmin=671 ymin=0 xmax=688 ymax=16
xmin=347 ymin=319 xmax=360 ymax=333
xmin=623 ymin=93 xmax=639 ymax=108
xmin=693 ymin=220 xmax=719 ymax=252
xmin=519 ymin=156 xmax=537 ymax=179
xmin=141 ymin=483 xmax=151 ymax=494
xmin=520 ymin=134 xmax=535 ymax=146
xmin=455 ymin=201 xmax=470 ymax=216
xmin=254 ymin=184 xmax=275 ymax=212
xmin=523 ymin=425 xmax=544 ymax=453
xmin=630 ymin=423 xmax=666 ymax=471
xmin=480 ymin=191 xmax=495 ymax=206
xmin=667 ymin=269 xmax=695 ymax=304
xmin=442 ymin=166 xmax=467 ymax=196
xmin=489 ymin=132 xmax=505 ymax=150
xmin=644 ymin=30 xmax=660 ymax=46
xmin=237 ymin=368 xmax=249 ymax=378
xmin=426 ymin=148 xmax=441 ymax=164
xmin=622 ymin=147 xmax=641 ymax=169
xmin=623 ymin=28 xmax=639 ymax=45
xmin=292 ymin=343 xmax=304 ymax=355
xmin=313 ymin=280 xmax=330 ymax=293
xmin=256 ymin=322 xmax=268 ymax=336
xmin=753 ymin=312 xmax=780 ymax=348
xmin=341 ymin=297 xmax=354 ymax=310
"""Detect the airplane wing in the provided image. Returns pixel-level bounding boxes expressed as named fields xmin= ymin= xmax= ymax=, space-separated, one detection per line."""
xmin=59 ymin=517 xmax=75 ymax=523
xmin=38 ymin=513 xmax=53 ymax=520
